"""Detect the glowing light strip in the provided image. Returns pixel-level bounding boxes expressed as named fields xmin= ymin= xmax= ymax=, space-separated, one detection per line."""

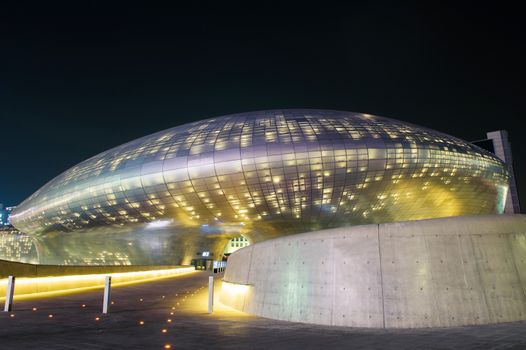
xmin=0 ymin=267 xmax=196 ymax=301
xmin=220 ymin=280 xmax=251 ymax=296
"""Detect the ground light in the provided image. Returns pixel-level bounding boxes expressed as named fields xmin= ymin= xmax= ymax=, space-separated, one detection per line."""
xmin=4 ymin=274 xmax=236 ymax=349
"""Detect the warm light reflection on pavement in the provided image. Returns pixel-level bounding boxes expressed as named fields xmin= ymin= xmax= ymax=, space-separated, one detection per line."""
xmin=178 ymin=276 xmax=251 ymax=318
xmin=3 ymin=271 xmax=526 ymax=349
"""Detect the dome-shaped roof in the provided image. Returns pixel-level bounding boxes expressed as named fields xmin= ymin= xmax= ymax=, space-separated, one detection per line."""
xmin=11 ymin=109 xmax=509 ymax=236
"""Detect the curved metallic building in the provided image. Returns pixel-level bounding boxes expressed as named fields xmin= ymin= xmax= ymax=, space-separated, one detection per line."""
xmin=10 ymin=109 xmax=509 ymax=264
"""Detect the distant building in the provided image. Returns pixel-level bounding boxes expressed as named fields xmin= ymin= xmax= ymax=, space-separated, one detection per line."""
xmin=0 ymin=204 xmax=16 ymax=226
xmin=0 ymin=204 xmax=6 ymax=225
xmin=223 ymin=236 xmax=250 ymax=255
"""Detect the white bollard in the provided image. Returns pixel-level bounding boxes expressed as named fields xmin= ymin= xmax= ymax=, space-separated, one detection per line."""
xmin=208 ymin=276 xmax=214 ymax=313
xmin=102 ymin=276 xmax=111 ymax=314
xmin=4 ymin=276 xmax=15 ymax=312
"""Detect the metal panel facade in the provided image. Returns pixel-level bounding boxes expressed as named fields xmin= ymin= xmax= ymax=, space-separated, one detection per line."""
xmin=11 ymin=109 xmax=509 ymax=239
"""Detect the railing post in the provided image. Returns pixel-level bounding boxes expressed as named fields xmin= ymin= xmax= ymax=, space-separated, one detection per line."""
xmin=3 ymin=276 xmax=15 ymax=312
xmin=208 ymin=276 xmax=214 ymax=313
xmin=102 ymin=276 xmax=111 ymax=314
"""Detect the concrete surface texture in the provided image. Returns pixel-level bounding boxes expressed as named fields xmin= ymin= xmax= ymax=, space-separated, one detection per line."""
xmin=3 ymin=271 xmax=526 ymax=349
xmin=222 ymin=214 xmax=526 ymax=328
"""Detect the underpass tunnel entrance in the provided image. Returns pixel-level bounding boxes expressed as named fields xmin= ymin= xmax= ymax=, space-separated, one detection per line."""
xmin=190 ymin=235 xmax=251 ymax=270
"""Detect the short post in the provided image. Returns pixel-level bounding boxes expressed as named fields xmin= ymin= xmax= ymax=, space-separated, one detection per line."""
xmin=4 ymin=276 xmax=15 ymax=312
xmin=208 ymin=276 xmax=214 ymax=313
xmin=102 ymin=276 xmax=111 ymax=314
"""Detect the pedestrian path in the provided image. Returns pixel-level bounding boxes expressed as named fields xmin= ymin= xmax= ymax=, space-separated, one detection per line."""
xmin=1 ymin=271 xmax=526 ymax=349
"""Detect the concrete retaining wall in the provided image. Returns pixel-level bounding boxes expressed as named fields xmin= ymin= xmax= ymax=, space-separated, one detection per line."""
xmin=0 ymin=261 xmax=194 ymax=301
xmin=221 ymin=214 xmax=526 ymax=328
xmin=0 ymin=259 xmax=185 ymax=278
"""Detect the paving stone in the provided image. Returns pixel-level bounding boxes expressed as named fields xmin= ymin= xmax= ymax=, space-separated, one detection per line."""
xmin=1 ymin=272 xmax=526 ymax=349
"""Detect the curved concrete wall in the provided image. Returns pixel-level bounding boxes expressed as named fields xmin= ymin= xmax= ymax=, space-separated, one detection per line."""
xmin=221 ymin=214 xmax=526 ymax=328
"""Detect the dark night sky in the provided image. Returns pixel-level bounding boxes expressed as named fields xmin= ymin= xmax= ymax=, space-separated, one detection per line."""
xmin=0 ymin=2 xmax=524 ymax=209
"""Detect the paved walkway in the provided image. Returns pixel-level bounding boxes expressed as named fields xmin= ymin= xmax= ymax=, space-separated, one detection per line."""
xmin=1 ymin=271 xmax=526 ymax=349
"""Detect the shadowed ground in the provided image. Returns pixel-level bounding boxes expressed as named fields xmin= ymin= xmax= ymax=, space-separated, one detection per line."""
xmin=1 ymin=271 xmax=526 ymax=349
